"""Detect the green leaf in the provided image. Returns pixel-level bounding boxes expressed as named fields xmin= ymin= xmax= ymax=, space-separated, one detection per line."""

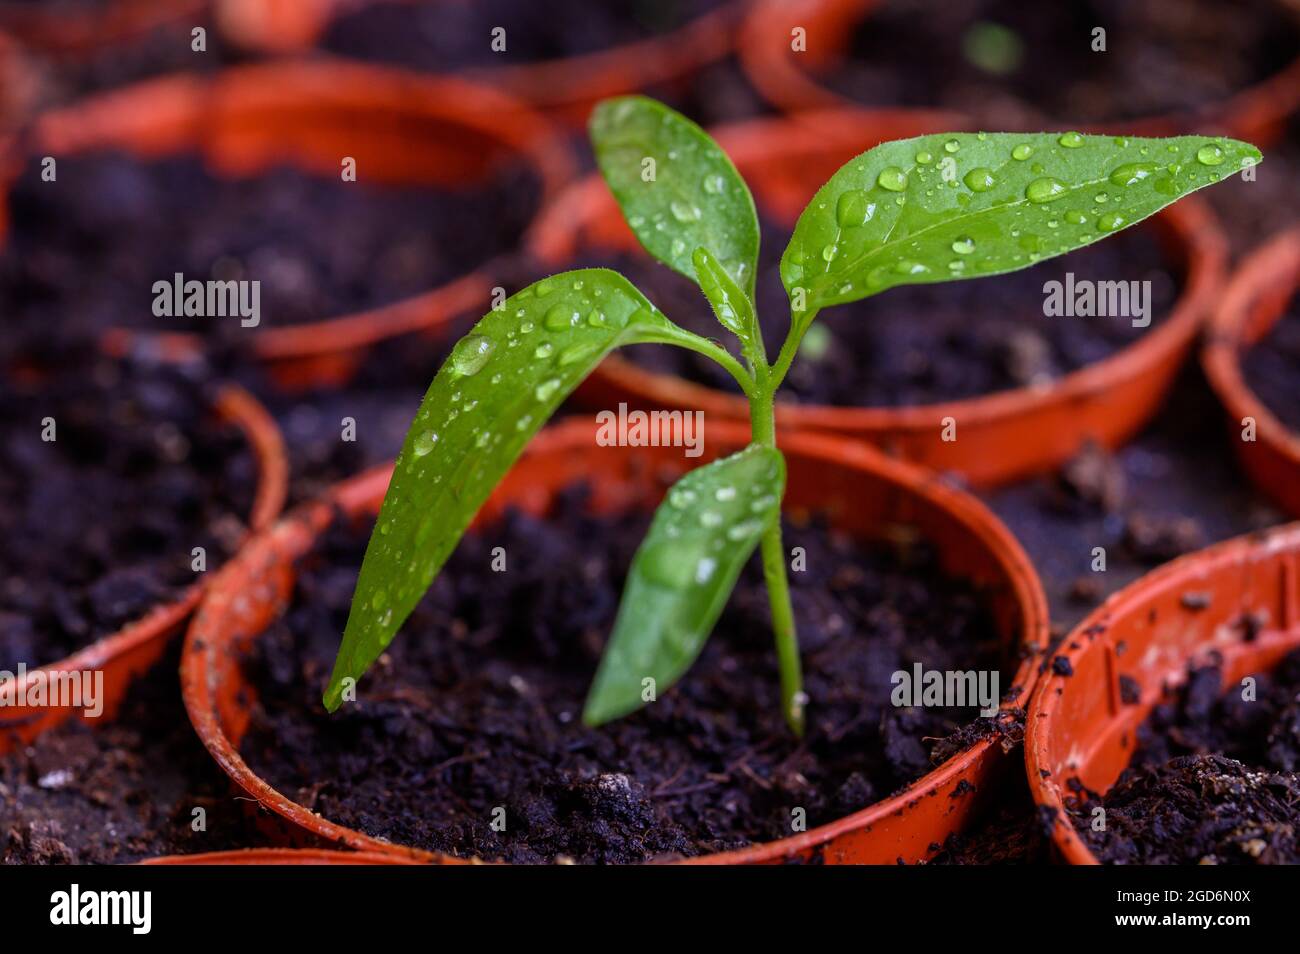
xmin=324 ymin=269 xmax=684 ymax=711
xmin=582 ymin=444 xmax=785 ymax=726
xmin=781 ymin=131 xmax=1262 ymax=311
xmin=692 ymin=246 xmax=765 ymax=368
xmin=590 ymin=95 xmax=760 ymax=296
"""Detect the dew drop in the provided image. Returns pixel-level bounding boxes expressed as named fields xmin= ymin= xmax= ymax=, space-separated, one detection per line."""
xmin=1196 ymin=143 xmax=1225 ymax=166
xmin=876 ymin=166 xmax=908 ymax=191
xmin=670 ymin=200 xmax=701 ymax=222
xmin=449 ymin=334 xmax=494 ymax=376
xmin=1108 ymin=162 xmax=1156 ymax=187
xmin=413 ymin=430 xmax=438 ymax=457
xmin=915 ymin=150 xmax=933 ymax=164
xmin=544 ymin=303 xmax=580 ymax=331
xmin=963 ymin=167 xmax=996 ymax=192
xmin=1011 ymin=143 xmax=1033 ymax=161
xmin=943 ymin=139 xmax=960 ymax=153
xmin=702 ymin=173 xmax=725 ymax=194
xmin=534 ymin=342 xmax=553 ymax=359
xmin=951 ymin=236 xmax=976 ymax=255
xmin=1064 ymin=209 xmax=1087 ymax=225
xmin=1026 ymin=177 xmax=1067 ymax=203
xmin=534 ymin=378 xmax=561 ymax=401
xmin=1097 ymin=211 xmax=1126 ymax=231
xmin=1057 ymin=131 xmax=1085 ymax=148
xmin=835 ymin=189 xmax=876 ymax=227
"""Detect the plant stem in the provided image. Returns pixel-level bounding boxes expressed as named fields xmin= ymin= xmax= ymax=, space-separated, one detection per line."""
xmin=768 ymin=307 xmax=820 ymax=392
xmin=647 ymin=325 xmax=756 ymax=399
xmin=749 ymin=380 xmax=805 ymax=736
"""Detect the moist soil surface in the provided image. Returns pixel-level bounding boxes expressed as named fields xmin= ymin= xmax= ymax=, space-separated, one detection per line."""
xmin=0 ymin=349 xmax=256 ymax=668
xmin=823 ymin=0 xmax=1300 ymax=128
xmin=321 ymin=0 xmax=730 ymax=72
xmin=1 ymin=150 xmax=536 ymax=345
xmin=982 ymin=366 xmax=1283 ymax=635
xmin=240 ymin=486 xmax=1015 ymax=864
xmin=0 ymin=646 xmax=268 ymax=864
xmin=605 ymin=218 xmax=1179 ymax=408
xmin=1067 ymin=649 xmax=1300 ymax=864
xmin=1241 ymin=293 xmax=1300 ymax=435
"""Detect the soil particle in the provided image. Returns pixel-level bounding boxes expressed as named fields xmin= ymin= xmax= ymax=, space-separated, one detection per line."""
xmin=1069 ymin=650 xmax=1300 ymax=864
xmin=240 ymin=486 xmax=1010 ymax=863
xmin=0 ymin=349 xmax=256 ymax=667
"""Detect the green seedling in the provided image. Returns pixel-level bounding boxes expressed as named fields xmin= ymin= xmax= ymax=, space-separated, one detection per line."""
xmin=324 ymin=95 xmax=1259 ymax=734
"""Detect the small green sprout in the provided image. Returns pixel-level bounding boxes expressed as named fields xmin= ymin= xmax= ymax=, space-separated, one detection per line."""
xmin=324 ymin=95 xmax=1260 ymax=734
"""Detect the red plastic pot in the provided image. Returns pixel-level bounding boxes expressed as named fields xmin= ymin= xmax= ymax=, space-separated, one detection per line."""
xmin=527 ymin=111 xmax=1228 ymax=489
xmin=739 ymin=0 xmax=1300 ymax=145
xmin=0 ymin=385 xmax=287 ymax=754
xmin=1026 ymin=522 xmax=1300 ymax=864
xmin=140 ymin=847 xmax=427 ymax=865
xmin=1203 ymin=226 xmax=1300 ymax=517
xmin=3 ymin=60 xmax=571 ymax=390
xmin=181 ymin=417 xmax=1048 ymax=864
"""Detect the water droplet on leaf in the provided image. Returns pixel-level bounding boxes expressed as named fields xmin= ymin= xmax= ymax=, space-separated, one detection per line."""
xmin=449 ymin=335 xmax=494 ymax=376
xmin=1026 ymin=177 xmax=1067 ymax=203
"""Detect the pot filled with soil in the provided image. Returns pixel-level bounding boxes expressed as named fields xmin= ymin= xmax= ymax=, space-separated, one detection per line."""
xmin=741 ymin=0 xmax=1300 ymax=142
xmin=528 ymin=112 xmax=1229 ymax=488
xmin=0 ymin=60 xmax=569 ymax=389
xmin=1026 ymin=521 xmax=1300 ymax=864
xmin=0 ymin=348 xmax=286 ymax=751
xmin=182 ymin=418 xmax=1048 ymax=864
xmin=312 ymin=0 xmax=758 ymax=123
xmin=1203 ymin=225 xmax=1300 ymax=517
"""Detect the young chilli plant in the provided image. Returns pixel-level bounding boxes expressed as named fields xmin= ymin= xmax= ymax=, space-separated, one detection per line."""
xmin=323 ymin=96 xmax=1259 ymax=735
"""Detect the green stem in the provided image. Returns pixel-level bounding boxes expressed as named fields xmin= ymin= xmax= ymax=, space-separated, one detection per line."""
xmin=749 ymin=380 xmax=805 ymax=736
xmin=646 ymin=325 xmax=756 ymax=399
xmin=768 ymin=307 xmax=820 ymax=392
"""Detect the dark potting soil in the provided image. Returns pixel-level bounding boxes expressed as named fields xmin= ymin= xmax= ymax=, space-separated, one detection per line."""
xmin=0 ymin=150 xmax=537 ymax=346
xmin=240 ymin=486 xmax=1015 ymax=864
xmin=245 ymin=326 xmax=470 ymax=504
xmin=603 ymin=218 xmax=1179 ymax=408
xmin=0 ymin=350 xmax=257 ymax=668
xmin=0 ymin=646 xmax=267 ymax=864
xmin=321 ymin=0 xmax=731 ymax=72
xmin=929 ymin=781 xmax=1050 ymax=864
xmin=822 ymin=0 xmax=1300 ymax=128
xmin=1067 ymin=649 xmax=1300 ymax=864
xmin=982 ymin=366 xmax=1283 ymax=635
xmin=1241 ymin=294 xmax=1300 ymax=435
